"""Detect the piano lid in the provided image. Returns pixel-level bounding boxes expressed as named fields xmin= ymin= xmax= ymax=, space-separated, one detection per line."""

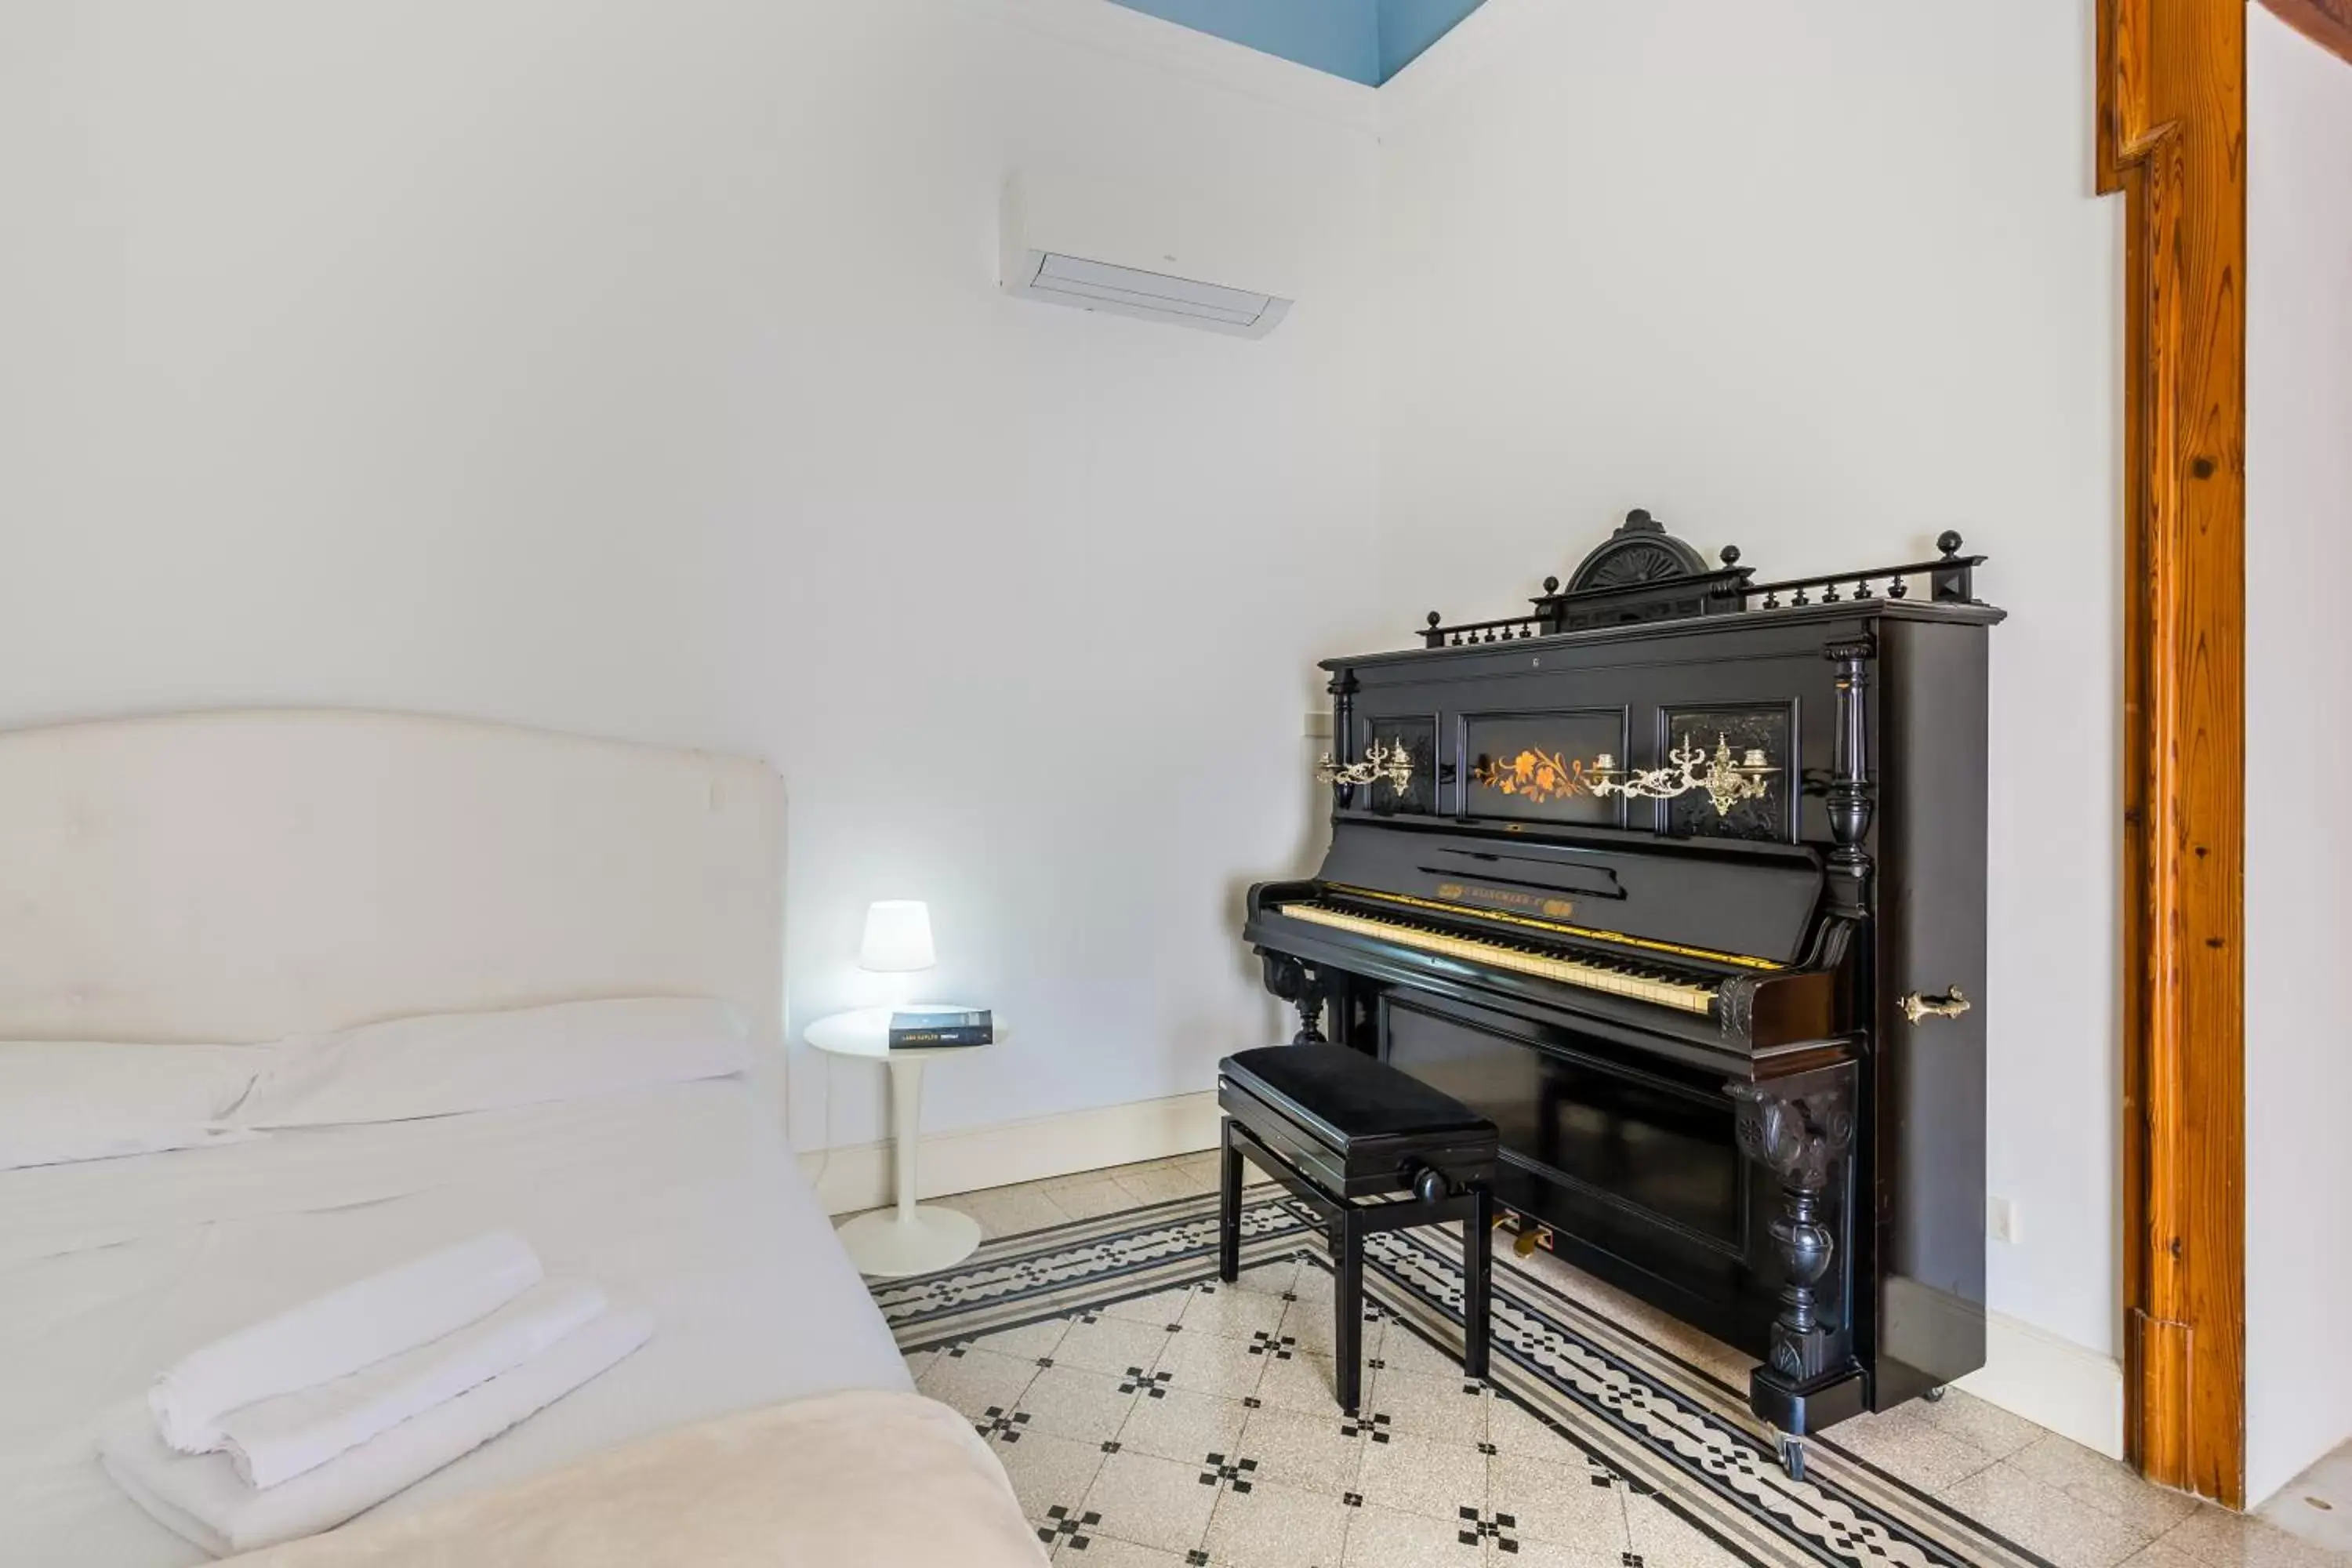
xmin=1314 ymin=818 xmax=1824 ymax=969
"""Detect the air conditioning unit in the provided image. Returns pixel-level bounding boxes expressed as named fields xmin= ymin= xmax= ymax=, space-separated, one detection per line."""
xmin=999 ymin=170 xmax=1295 ymax=339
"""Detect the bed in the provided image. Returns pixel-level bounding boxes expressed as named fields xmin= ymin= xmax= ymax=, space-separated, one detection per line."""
xmin=0 ymin=710 xmax=1019 ymax=1565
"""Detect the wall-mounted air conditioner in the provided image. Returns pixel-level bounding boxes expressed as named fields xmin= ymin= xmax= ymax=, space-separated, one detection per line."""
xmin=998 ymin=170 xmax=1295 ymax=339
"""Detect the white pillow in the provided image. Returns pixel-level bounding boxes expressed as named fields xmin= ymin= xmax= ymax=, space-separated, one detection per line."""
xmin=0 ymin=1043 xmax=273 ymax=1171
xmin=235 ymin=997 xmax=755 ymax=1129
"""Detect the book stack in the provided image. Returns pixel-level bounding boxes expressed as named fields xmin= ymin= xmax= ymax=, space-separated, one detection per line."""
xmin=887 ymin=1008 xmax=993 ymax=1049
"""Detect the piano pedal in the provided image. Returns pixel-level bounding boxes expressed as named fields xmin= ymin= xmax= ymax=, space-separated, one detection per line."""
xmin=1495 ymin=1210 xmax=1555 ymax=1259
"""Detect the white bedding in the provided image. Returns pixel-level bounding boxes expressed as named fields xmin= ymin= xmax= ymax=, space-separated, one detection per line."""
xmin=0 ymin=1076 xmax=910 ymax=1567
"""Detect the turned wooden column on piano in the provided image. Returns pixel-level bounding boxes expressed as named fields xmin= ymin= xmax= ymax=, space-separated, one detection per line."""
xmin=1725 ymin=637 xmax=1879 ymax=1466
xmin=1241 ymin=510 xmax=1999 ymax=1478
xmin=1731 ymin=1059 xmax=1863 ymax=1472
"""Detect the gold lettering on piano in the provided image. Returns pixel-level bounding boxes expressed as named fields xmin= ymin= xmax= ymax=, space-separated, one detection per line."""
xmin=1450 ymin=885 xmax=1573 ymax=922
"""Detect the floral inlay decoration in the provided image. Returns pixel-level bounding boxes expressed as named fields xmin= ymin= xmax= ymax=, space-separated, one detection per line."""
xmin=1470 ymin=748 xmax=1590 ymax=805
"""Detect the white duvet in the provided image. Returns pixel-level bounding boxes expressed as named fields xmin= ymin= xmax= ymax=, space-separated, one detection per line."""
xmin=0 ymin=1077 xmax=911 ymax=1568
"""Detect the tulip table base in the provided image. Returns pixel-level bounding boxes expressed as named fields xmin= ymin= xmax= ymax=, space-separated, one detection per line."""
xmin=834 ymin=1203 xmax=985 ymax=1277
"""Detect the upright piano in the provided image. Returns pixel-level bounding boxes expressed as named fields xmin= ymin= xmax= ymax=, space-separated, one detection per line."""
xmin=1243 ymin=511 xmax=2002 ymax=1478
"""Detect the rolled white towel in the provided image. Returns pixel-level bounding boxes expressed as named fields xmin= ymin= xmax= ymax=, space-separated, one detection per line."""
xmin=216 ymin=1280 xmax=608 ymax=1489
xmin=101 ymin=1305 xmax=655 ymax=1558
xmin=149 ymin=1230 xmax=541 ymax=1454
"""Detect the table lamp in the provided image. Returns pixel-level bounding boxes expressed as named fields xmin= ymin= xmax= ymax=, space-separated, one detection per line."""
xmin=858 ymin=900 xmax=935 ymax=975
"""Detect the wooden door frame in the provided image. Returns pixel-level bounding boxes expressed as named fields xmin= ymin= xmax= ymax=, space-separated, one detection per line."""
xmin=2096 ymin=0 xmax=2247 ymax=1508
xmin=2260 ymin=0 xmax=2352 ymax=64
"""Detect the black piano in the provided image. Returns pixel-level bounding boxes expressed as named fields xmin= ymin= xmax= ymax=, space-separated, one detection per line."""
xmin=1243 ymin=510 xmax=2002 ymax=1479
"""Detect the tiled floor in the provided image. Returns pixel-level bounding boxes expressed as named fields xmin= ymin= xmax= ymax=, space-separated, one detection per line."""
xmin=2263 ymin=1439 xmax=2352 ymax=1557
xmin=833 ymin=1152 xmax=1228 ymax=1239
xmin=850 ymin=1157 xmax=2352 ymax=1567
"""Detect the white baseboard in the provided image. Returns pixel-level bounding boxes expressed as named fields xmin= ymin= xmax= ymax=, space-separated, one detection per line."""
xmin=1957 ymin=1309 xmax=2125 ymax=1458
xmin=799 ymin=1091 xmax=1223 ymax=1215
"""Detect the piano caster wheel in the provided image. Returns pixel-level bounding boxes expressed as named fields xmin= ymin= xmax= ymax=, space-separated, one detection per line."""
xmin=1923 ymin=1384 xmax=1948 ymax=1403
xmin=1776 ymin=1432 xmax=1806 ymax=1483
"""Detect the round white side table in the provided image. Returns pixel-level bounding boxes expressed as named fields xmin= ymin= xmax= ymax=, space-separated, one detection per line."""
xmin=805 ymin=1006 xmax=1003 ymax=1278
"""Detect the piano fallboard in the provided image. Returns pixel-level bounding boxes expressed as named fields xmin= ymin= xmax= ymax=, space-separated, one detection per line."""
xmin=1314 ymin=818 xmax=1825 ymax=969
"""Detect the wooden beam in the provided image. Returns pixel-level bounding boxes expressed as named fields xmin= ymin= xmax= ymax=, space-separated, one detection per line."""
xmin=2261 ymin=0 xmax=2352 ymax=67
xmin=2097 ymin=0 xmax=2247 ymax=1510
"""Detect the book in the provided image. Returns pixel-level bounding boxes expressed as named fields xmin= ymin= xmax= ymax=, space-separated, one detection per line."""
xmin=887 ymin=1008 xmax=993 ymax=1049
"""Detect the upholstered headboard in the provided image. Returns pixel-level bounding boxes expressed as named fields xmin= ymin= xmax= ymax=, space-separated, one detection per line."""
xmin=0 ymin=710 xmax=785 ymax=1044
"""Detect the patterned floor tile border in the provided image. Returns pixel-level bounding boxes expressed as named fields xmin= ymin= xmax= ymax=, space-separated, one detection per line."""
xmin=870 ymin=1192 xmax=2060 ymax=1568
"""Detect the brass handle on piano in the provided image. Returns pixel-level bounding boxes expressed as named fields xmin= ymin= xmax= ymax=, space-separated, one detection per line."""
xmin=1900 ymin=986 xmax=1971 ymax=1025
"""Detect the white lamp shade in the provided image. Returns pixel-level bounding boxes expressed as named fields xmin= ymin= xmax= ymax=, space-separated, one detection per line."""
xmin=858 ymin=900 xmax=936 ymax=972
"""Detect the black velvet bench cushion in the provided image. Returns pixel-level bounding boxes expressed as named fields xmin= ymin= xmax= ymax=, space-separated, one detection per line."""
xmin=1215 ymin=1044 xmax=1499 ymax=1416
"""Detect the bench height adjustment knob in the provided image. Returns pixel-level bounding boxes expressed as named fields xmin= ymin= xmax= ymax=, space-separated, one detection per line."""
xmin=1408 ymin=1163 xmax=1453 ymax=1205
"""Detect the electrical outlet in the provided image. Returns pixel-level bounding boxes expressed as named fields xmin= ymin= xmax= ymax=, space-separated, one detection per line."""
xmin=1987 ymin=1195 xmax=2020 ymax=1244
xmin=1304 ymin=712 xmax=1333 ymax=739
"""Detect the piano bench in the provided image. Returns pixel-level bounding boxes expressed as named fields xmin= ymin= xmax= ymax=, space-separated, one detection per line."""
xmin=1215 ymin=1044 xmax=1499 ymax=1417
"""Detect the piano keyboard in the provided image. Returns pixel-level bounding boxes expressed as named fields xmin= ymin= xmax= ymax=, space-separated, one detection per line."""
xmin=1274 ymin=901 xmax=1718 ymax=1016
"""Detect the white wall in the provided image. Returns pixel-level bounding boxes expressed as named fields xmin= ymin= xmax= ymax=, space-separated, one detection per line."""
xmin=0 ymin=0 xmax=1388 ymax=1151
xmin=1376 ymin=0 xmax=2125 ymax=1439
xmin=19 ymin=0 xmax=2278 ymax=1464
xmin=2246 ymin=5 xmax=2352 ymax=1508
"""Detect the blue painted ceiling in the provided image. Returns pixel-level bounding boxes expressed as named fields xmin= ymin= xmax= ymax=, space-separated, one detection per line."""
xmin=1105 ymin=0 xmax=1489 ymax=86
